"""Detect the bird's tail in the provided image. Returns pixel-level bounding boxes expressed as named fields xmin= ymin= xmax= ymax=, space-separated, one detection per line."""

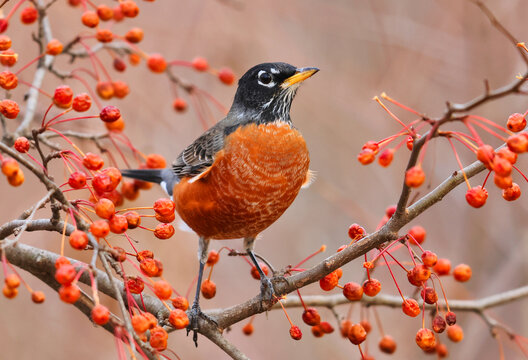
xmin=121 ymin=169 xmax=165 ymax=184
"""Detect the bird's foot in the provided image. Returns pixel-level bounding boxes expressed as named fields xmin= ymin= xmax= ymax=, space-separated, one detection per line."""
xmin=186 ymin=302 xmax=217 ymax=347
xmin=259 ymin=276 xmax=277 ymax=304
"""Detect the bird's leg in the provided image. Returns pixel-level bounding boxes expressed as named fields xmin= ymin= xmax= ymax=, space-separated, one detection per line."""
xmin=244 ymin=237 xmax=275 ymax=303
xmin=187 ymin=236 xmax=216 ymax=346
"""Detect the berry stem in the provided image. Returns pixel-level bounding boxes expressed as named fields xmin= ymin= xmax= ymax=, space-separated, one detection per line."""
xmin=482 ymin=170 xmax=492 ymax=187
xmin=293 ymin=245 xmax=326 ymax=268
xmin=15 ymin=53 xmax=45 ymax=76
xmin=380 ymin=92 xmax=425 ymax=117
xmin=431 ymin=273 xmax=450 ymax=312
xmin=447 ymin=137 xmax=471 ymax=190
xmin=373 ymin=96 xmax=414 ymax=135
xmin=296 ymin=289 xmax=308 ymax=311
xmin=381 ymin=253 xmax=405 ymax=301
xmin=45 ymin=127 xmax=86 ymax=157
xmin=60 ymin=215 xmax=69 ymax=257
xmin=513 ymin=165 xmax=528 ymax=183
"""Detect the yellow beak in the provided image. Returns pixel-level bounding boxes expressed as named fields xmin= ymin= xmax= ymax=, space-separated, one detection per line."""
xmin=281 ymin=67 xmax=319 ymax=88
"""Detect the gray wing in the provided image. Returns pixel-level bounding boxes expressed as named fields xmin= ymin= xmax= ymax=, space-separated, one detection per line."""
xmin=171 ymin=122 xmax=228 ymax=179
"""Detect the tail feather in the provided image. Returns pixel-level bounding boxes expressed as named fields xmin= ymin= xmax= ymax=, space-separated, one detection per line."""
xmin=121 ymin=169 xmax=164 ymax=184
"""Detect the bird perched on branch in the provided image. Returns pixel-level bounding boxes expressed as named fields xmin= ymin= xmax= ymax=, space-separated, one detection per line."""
xmin=122 ymin=62 xmax=318 ymax=344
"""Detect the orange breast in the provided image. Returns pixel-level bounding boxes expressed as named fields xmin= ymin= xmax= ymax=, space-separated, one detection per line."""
xmin=173 ymin=122 xmax=310 ymax=239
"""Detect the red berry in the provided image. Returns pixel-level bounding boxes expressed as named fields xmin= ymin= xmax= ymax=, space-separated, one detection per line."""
xmin=111 ymin=247 xmax=127 ymax=262
xmin=311 ymin=325 xmax=324 ymax=338
xmin=168 ymin=309 xmax=189 ymax=329
xmin=402 ymin=298 xmax=420 ymax=317
xmin=433 ymin=315 xmax=446 ymax=333
xmin=0 ymin=99 xmax=20 ymax=118
xmin=421 ymin=287 xmax=438 ymax=304
xmin=72 ymin=93 xmax=91 ymax=112
xmin=207 ymin=250 xmax=220 ymax=266
xmin=405 ymin=166 xmax=425 ymax=187
xmin=14 ymin=137 xmax=29 ymax=153
xmin=99 ymin=106 xmax=121 ymax=123
xmin=496 ymin=147 xmax=517 ymax=164
xmin=55 ymin=264 xmax=76 ymax=285
xmin=68 ymin=171 xmax=87 ymax=189
xmin=319 ymin=271 xmax=339 ymax=291
xmin=0 ymin=50 xmax=16 ymax=66
xmin=406 ymin=135 xmax=415 ymax=150
xmin=153 ymin=198 xmax=175 ymax=216
xmin=289 ymin=325 xmax=302 ymax=340
xmin=31 ymin=291 xmax=45 ymax=303
xmin=171 ymin=296 xmax=189 ymax=311
xmin=1 ymin=158 xmax=19 ymax=177
xmin=362 ymin=278 xmax=381 ymax=297
xmin=173 ymin=98 xmax=187 ymax=112
xmin=411 ymin=264 xmax=431 ymax=282
xmin=147 ymin=53 xmax=167 ymax=73
xmin=408 ymin=225 xmax=426 ymax=245
xmin=192 ymin=57 xmax=208 ymax=71
xmin=502 ymin=183 xmax=521 ymax=201
xmin=507 ymin=134 xmax=528 ymax=153
xmin=218 ymin=67 xmax=235 ymax=85
xmin=476 ymin=144 xmax=495 ymax=169
xmin=348 ymin=223 xmax=366 ymax=241
xmin=357 ymin=148 xmax=375 ymax=165
xmin=302 ymin=308 xmax=321 ymax=326
xmin=90 ymin=220 xmax=110 ymax=238
xmin=242 ymin=323 xmax=254 ymax=335
xmin=492 ymin=156 xmax=512 ymax=177
xmin=59 ymin=284 xmax=80 ymax=303
xmin=146 ymin=154 xmax=166 ymax=169
xmin=250 ymin=263 xmax=269 ymax=280
xmin=20 ymin=6 xmax=38 ymax=24
xmin=421 ymin=250 xmax=437 ymax=267
xmin=0 ymin=71 xmax=17 ymax=90
xmin=55 ymin=256 xmax=71 ymax=269
xmin=385 ymin=205 xmax=397 ymax=218
xmin=154 ymin=223 xmax=175 ymax=239
xmin=126 ymin=276 xmax=144 ymax=294
xmin=465 ymin=186 xmax=488 ymax=208
xmin=319 ymin=321 xmax=334 ymax=334
xmin=83 ymin=153 xmax=104 ymax=170
xmin=0 ymin=35 xmax=11 ymax=50
xmin=343 ymin=281 xmax=363 ymax=301
xmin=379 ymin=335 xmax=397 ymax=354
xmin=109 ymin=214 xmax=128 ymax=234
xmin=91 ymin=304 xmax=110 ymax=325
xmin=378 ymin=148 xmax=394 ymax=167
xmin=124 ymin=211 xmax=141 ymax=229
xmin=506 ymin=112 xmax=526 ymax=132
xmin=113 ymin=58 xmax=126 ymax=72
xmin=445 ymin=311 xmax=457 ymax=326
xmin=149 ymin=326 xmax=168 ymax=351
xmin=494 ymin=174 xmax=512 ymax=190
xmin=69 ymin=230 xmax=89 ymax=250
xmin=453 ymin=263 xmax=471 ymax=282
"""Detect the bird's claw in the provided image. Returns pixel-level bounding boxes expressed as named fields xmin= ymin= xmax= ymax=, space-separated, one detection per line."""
xmin=260 ymin=276 xmax=276 ymax=303
xmin=186 ymin=303 xmax=218 ymax=347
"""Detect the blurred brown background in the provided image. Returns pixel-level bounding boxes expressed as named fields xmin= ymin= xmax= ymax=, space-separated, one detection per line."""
xmin=1 ymin=0 xmax=528 ymax=359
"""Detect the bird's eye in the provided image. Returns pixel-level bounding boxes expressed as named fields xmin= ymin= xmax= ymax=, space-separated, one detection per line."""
xmin=257 ymin=71 xmax=272 ymax=85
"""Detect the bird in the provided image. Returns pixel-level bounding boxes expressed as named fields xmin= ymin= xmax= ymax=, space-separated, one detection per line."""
xmin=121 ymin=62 xmax=318 ymax=344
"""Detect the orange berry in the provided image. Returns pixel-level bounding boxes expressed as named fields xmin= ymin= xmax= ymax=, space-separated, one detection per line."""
xmin=250 ymin=263 xmax=269 ymax=280
xmin=72 ymin=93 xmax=91 ymax=112
xmin=402 ymin=298 xmax=420 ymax=317
xmin=111 ymin=247 xmax=127 ymax=262
xmin=379 ymin=335 xmax=397 ymax=354
xmin=90 ymin=220 xmax=110 ymax=238
xmin=1 ymin=158 xmax=19 ymax=177
xmin=109 ymin=214 xmax=128 ymax=234
xmin=81 ymin=10 xmax=99 ymax=28
xmin=503 ymin=183 xmax=521 ymax=201
xmin=31 ymin=290 xmax=45 ymax=303
xmin=91 ymin=304 xmax=110 ymax=325
xmin=126 ymin=276 xmax=144 ymax=294
xmin=347 ymin=323 xmax=367 ymax=345
xmin=96 ymin=29 xmax=113 ymax=43
xmin=120 ymin=0 xmax=139 ymax=17
xmin=147 ymin=53 xmax=167 ymax=73
xmin=360 ymin=319 xmax=372 ymax=333
xmin=411 ymin=264 xmax=431 ymax=282
xmin=59 ymin=284 xmax=80 ymax=303
xmin=476 ymin=144 xmax=495 ymax=169
xmin=421 ymin=250 xmax=437 ymax=267
xmin=405 ymin=166 xmax=425 ymax=187
xmin=112 ymin=80 xmax=129 ymax=99
xmin=357 ymin=148 xmax=375 ymax=165
xmin=149 ymin=326 xmax=168 ymax=351
xmin=0 ymin=70 xmax=17 ymax=90
xmin=136 ymin=250 xmax=154 ymax=262
xmin=153 ymin=280 xmax=172 ymax=300
xmin=125 ymin=27 xmax=144 ymax=43
xmin=343 ymin=281 xmax=363 ymax=301
xmin=5 ymin=274 xmax=20 ymax=288
xmin=416 ymin=328 xmax=436 ymax=351
xmin=453 ymin=263 xmax=471 ymax=282
xmin=496 ymin=147 xmax=517 ymax=164
xmin=3 ymin=285 xmax=18 ymax=298
xmin=319 ymin=271 xmax=339 ymax=291
xmin=55 ymin=264 xmax=76 ymax=285
xmin=433 ymin=258 xmax=451 ymax=275
xmin=201 ymin=279 xmax=216 ymax=299
xmin=20 ymin=6 xmax=38 ymax=24
xmin=121 ymin=180 xmax=140 ymax=200
xmin=362 ymin=278 xmax=381 ymax=297
xmin=311 ymin=325 xmax=324 ymax=338
xmin=8 ymin=170 xmax=24 ymax=186
xmin=421 ymin=287 xmax=438 ymax=304
xmin=492 ymin=156 xmax=512 ymax=177
xmin=112 ymin=5 xmax=124 ymax=21
xmin=68 ymin=171 xmax=87 ymax=189
xmin=0 ymin=50 xmax=17 ymax=67
xmin=168 ymin=309 xmax=189 ymax=329
xmin=14 ymin=137 xmax=29 ymax=153
xmin=124 ymin=211 xmax=141 ymax=229
xmin=99 ymin=105 xmax=121 ymax=123
xmin=46 ymin=39 xmax=63 ymax=55
xmin=132 ymin=314 xmax=149 ymax=334
xmin=506 ymin=112 xmax=526 ymax=132
xmin=113 ymin=58 xmax=126 ymax=72
xmin=0 ymin=35 xmax=11 ymax=50
xmin=406 ymin=135 xmax=415 ymax=150
xmin=408 ymin=225 xmax=426 ymax=245
xmin=171 ymin=296 xmax=189 ymax=311
xmin=55 ymin=256 xmax=70 ymax=269
xmin=172 ymin=97 xmax=187 ymax=112
xmin=154 ymin=223 xmax=174 ymax=239
xmin=140 ymin=258 xmax=161 ymax=277
xmin=319 ymin=321 xmax=334 ymax=334
xmin=437 ymin=343 xmax=449 ymax=357
xmin=302 ymin=307 xmax=321 ymax=326
xmin=153 ymin=198 xmax=175 ymax=216
xmin=242 ymin=322 xmax=254 ymax=335
xmin=192 ymin=57 xmax=208 ymax=71
xmin=129 ymin=52 xmax=141 ymax=65
xmin=0 ymin=99 xmax=20 ymax=118
xmin=83 ymin=152 xmax=104 ymax=170
xmin=340 ymin=320 xmax=352 ymax=338
xmin=447 ymin=324 xmax=463 ymax=342
xmin=53 ymin=85 xmax=73 ymax=108
xmin=146 ymin=153 xmax=166 ymax=169
xmin=218 ymin=67 xmax=235 ymax=85
xmin=206 ymin=250 xmax=220 ymax=266
xmin=95 ymin=198 xmax=115 ymax=219
xmin=105 ymin=116 xmax=125 ymax=131
xmin=494 ymin=174 xmax=512 ymax=190
xmin=289 ymin=325 xmax=302 ymax=340
xmin=96 ymin=4 xmax=114 ymax=21
xmin=507 ymin=134 xmax=528 ymax=153
xmin=465 ymin=186 xmax=488 ymax=208
xmin=96 ymin=81 xmax=114 ymax=100
xmin=69 ymin=230 xmax=89 ymax=250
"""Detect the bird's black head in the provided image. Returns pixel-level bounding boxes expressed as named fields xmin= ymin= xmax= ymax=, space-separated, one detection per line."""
xmin=228 ymin=62 xmax=319 ymax=124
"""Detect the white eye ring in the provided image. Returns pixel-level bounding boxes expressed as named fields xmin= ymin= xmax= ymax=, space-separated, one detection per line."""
xmin=257 ymin=70 xmax=275 ymax=88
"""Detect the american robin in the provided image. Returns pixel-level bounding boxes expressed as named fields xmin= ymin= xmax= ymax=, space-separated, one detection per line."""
xmin=121 ymin=62 xmax=318 ymax=344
